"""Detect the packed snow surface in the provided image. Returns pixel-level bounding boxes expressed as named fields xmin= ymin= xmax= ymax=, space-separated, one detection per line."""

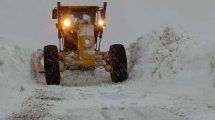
xmin=0 ymin=27 xmax=215 ymax=120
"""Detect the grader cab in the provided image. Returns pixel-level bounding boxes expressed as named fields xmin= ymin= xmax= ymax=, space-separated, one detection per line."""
xmin=43 ymin=2 xmax=128 ymax=85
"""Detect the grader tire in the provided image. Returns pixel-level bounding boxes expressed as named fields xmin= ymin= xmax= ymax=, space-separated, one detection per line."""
xmin=109 ymin=44 xmax=128 ymax=83
xmin=44 ymin=45 xmax=60 ymax=85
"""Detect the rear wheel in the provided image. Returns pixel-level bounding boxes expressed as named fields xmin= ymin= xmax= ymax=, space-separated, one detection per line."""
xmin=109 ymin=44 xmax=128 ymax=83
xmin=44 ymin=45 xmax=60 ymax=85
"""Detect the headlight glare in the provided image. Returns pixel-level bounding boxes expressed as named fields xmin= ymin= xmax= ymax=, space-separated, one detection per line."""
xmin=63 ymin=19 xmax=71 ymax=27
xmin=98 ymin=20 xmax=105 ymax=26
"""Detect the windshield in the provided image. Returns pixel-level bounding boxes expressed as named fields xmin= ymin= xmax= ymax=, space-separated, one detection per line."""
xmin=69 ymin=13 xmax=93 ymax=25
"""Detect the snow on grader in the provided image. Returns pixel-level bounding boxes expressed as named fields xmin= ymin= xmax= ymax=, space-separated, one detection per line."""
xmin=32 ymin=2 xmax=128 ymax=85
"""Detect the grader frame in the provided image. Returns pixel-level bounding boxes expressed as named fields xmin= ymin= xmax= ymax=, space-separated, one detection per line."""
xmin=40 ymin=2 xmax=128 ymax=85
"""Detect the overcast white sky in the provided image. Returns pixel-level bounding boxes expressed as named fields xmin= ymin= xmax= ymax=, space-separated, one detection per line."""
xmin=0 ymin=0 xmax=214 ymax=49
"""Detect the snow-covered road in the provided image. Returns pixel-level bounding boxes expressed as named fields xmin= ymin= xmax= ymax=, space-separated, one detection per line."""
xmin=1 ymin=27 xmax=215 ymax=120
xmin=0 ymin=0 xmax=215 ymax=119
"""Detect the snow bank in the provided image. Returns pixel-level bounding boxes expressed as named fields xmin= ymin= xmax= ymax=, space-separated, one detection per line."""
xmin=0 ymin=37 xmax=33 ymax=118
xmin=125 ymin=27 xmax=215 ymax=120
xmin=128 ymin=27 xmax=215 ymax=95
xmin=128 ymin=27 xmax=193 ymax=80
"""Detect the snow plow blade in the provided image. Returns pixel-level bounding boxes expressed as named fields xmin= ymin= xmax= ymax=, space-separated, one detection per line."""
xmin=31 ymin=49 xmax=45 ymax=82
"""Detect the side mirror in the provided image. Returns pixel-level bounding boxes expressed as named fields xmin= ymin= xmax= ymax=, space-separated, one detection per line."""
xmin=52 ymin=8 xmax=57 ymax=19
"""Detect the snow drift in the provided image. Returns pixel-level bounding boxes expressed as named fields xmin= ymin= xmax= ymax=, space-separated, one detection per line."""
xmin=128 ymin=26 xmax=215 ymax=101
xmin=0 ymin=38 xmax=33 ymax=118
xmin=0 ymin=37 xmax=32 ymax=95
xmin=126 ymin=27 xmax=215 ymax=119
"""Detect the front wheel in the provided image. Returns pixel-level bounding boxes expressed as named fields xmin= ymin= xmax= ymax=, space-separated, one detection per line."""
xmin=44 ymin=45 xmax=60 ymax=85
xmin=109 ymin=44 xmax=128 ymax=83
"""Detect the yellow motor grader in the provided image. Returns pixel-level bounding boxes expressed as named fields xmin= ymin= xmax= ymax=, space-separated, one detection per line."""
xmin=41 ymin=2 xmax=128 ymax=85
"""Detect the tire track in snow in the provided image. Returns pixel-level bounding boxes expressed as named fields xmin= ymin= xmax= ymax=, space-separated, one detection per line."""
xmin=101 ymin=107 xmax=112 ymax=120
xmin=7 ymin=88 xmax=64 ymax=120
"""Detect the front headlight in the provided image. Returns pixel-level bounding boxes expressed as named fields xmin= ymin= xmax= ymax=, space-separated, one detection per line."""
xmin=98 ymin=19 xmax=106 ymax=29
xmin=98 ymin=19 xmax=105 ymax=26
xmin=84 ymin=39 xmax=92 ymax=48
xmin=63 ymin=19 xmax=71 ymax=28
